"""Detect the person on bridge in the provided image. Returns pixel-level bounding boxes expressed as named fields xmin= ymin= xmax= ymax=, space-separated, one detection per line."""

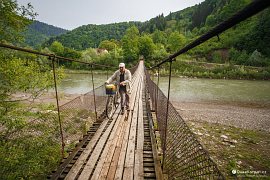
xmin=105 ymin=63 xmax=132 ymax=114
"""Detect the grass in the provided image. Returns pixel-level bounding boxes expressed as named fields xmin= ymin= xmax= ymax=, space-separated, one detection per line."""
xmin=187 ymin=120 xmax=270 ymax=179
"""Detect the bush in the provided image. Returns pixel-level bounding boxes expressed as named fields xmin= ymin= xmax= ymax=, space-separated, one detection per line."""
xmin=245 ymin=50 xmax=269 ymax=67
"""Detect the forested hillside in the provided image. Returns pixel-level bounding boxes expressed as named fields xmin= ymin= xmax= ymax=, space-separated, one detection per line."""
xmin=17 ymin=0 xmax=270 ymax=79
xmin=44 ymin=22 xmax=142 ymax=50
xmin=23 ymin=20 xmax=67 ymax=48
xmin=38 ymin=0 xmax=270 ymax=79
xmin=44 ymin=0 xmax=270 ymax=61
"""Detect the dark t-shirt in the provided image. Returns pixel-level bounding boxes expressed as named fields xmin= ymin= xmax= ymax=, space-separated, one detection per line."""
xmin=119 ymin=73 xmax=126 ymax=91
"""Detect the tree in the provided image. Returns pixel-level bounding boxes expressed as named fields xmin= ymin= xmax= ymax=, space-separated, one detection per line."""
xmin=49 ymin=41 xmax=64 ymax=55
xmin=125 ymin=25 xmax=140 ymax=39
xmin=99 ymin=40 xmax=117 ymax=51
xmin=0 ymin=51 xmax=64 ymax=179
xmin=152 ymin=30 xmax=166 ymax=45
xmin=0 ymin=0 xmax=37 ymax=42
xmin=152 ymin=43 xmax=169 ymax=60
xmin=138 ymin=34 xmax=155 ymax=60
xmin=167 ymin=32 xmax=186 ymax=53
xmin=245 ymin=50 xmax=268 ymax=67
xmin=121 ymin=26 xmax=140 ymax=63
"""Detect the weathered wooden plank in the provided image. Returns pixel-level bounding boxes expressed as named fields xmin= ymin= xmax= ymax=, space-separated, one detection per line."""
xmin=114 ymin=75 xmax=142 ymax=180
xmin=103 ymin=75 xmax=140 ymax=179
xmin=113 ymin=112 xmax=133 ymax=180
xmin=77 ymin=107 xmax=121 ymax=180
xmin=65 ymin=118 xmax=110 ymax=180
xmin=134 ymin=77 xmax=144 ymax=180
xmin=134 ymin=150 xmax=144 ymax=180
xmin=93 ymin=63 xmax=142 ymax=180
xmin=67 ymin=61 xmax=152 ymax=180
xmin=122 ymin=76 xmax=142 ymax=180
xmin=106 ymin=120 xmax=127 ymax=179
xmin=91 ymin=112 xmax=126 ymax=179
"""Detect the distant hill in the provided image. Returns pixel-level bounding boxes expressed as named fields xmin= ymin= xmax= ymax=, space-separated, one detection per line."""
xmin=139 ymin=0 xmax=230 ymax=34
xmin=43 ymin=0 xmax=270 ymax=59
xmin=44 ymin=0 xmax=230 ymax=50
xmin=44 ymin=22 xmax=142 ymax=50
xmin=23 ymin=20 xmax=68 ymax=48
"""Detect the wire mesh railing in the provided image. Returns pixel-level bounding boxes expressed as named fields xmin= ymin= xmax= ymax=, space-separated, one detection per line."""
xmin=145 ymin=69 xmax=224 ymax=179
xmin=144 ymin=1 xmax=270 ymax=179
xmin=0 ymin=43 xmax=139 ymax=179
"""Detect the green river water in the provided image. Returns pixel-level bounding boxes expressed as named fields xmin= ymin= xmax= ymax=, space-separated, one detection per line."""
xmin=58 ymin=73 xmax=270 ymax=104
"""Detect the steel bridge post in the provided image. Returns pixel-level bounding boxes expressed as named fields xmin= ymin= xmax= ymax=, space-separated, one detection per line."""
xmin=155 ymin=66 xmax=160 ymax=112
xmin=51 ymin=56 xmax=65 ymax=158
xmin=162 ymin=58 xmax=174 ymax=169
xmin=90 ymin=64 xmax=98 ymax=121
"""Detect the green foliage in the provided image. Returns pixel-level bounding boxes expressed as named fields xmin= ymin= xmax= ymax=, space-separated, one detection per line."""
xmin=162 ymin=60 xmax=270 ymax=80
xmin=0 ymin=128 xmax=61 ymax=179
xmin=215 ymin=0 xmax=250 ymax=24
xmin=152 ymin=30 xmax=167 ymax=45
xmin=191 ymin=0 xmax=216 ymax=28
xmin=138 ymin=34 xmax=155 ymax=60
xmin=0 ymin=50 xmax=64 ymax=179
xmin=23 ymin=20 xmax=67 ymax=48
xmin=234 ymin=8 xmax=270 ymax=57
xmin=140 ymin=14 xmax=166 ymax=33
xmin=98 ymin=40 xmax=117 ymax=51
xmin=45 ymin=22 xmax=142 ymax=50
xmin=245 ymin=50 xmax=269 ymax=67
xmin=122 ymin=26 xmax=140 ymax=63
xmin=229 ymin=48 xmax=249 ymax=65
xmin=167 ymin=32 xmax=186 ymax=53
xmin=49 ymin=41 xmax=82 ymax=67
xmin=81 ymin=48 xmax=98 ymax=62
xmin=50 ymin=41 xmax=64 ymax=55
xmin=62 ymin=47 xmax=82 ymax=59
xmin=211 ymin=51 xmax=223 ymax=63
xmin=152 ymin=43 xmax=169 ymax=61
xmin=0 ymin=0 xmax=37 ymax=42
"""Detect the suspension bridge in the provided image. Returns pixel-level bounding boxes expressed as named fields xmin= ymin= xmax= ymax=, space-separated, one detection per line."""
xmin=48 ymin=60 xmax=223 ymax=180
xmin=1 ymin=0 xmax=270 ymax=179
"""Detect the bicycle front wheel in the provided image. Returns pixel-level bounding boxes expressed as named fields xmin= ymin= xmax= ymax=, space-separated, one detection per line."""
xmin=106 ymin=95 xmax=116 ymax=119
xmin=113 ymin=91 xmax=120 ymax=108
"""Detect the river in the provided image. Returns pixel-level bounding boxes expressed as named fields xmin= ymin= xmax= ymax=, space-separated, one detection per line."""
xmin=58 ymin=73 xmax=270 ymax=104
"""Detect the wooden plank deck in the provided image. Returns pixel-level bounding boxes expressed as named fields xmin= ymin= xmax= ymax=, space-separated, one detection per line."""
xmin=58 ymin=61 xmax=162 ymax=180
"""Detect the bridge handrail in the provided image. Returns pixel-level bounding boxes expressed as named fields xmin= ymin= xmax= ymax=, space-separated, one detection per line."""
xmin=145 ymin=68 xmax=224 ymax=179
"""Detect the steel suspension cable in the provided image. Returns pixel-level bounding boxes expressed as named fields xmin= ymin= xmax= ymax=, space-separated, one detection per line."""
xmin=0 ymin=43 xmax=111 ymax=68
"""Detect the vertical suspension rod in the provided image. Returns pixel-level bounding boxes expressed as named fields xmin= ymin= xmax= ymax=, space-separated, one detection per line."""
xmin=155 ymin=66 xmax=160 ymax=112
xmin=90 ymin=64 xmax=98 ymax=121
xmin=51 ymin=56 xmax=65 ymax=158
xmin=162 ymin=59 xmax=174 ymax=169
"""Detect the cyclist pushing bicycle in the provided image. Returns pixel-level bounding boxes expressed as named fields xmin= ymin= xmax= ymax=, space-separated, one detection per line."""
xmin=105 ymin=63 xmax=132 ymax=115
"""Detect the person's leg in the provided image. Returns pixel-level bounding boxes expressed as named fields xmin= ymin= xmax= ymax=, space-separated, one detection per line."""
xmin=125 ymin=90 xmax=130 ymax=110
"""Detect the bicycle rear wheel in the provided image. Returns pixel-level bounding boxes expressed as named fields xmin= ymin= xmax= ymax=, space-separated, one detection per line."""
xmin=106 ymin=95 xmax=116 ymax=119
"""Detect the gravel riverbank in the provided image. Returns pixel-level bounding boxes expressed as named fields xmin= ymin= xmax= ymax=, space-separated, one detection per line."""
xmin=172 ymin=101 xmax=270 ymax=132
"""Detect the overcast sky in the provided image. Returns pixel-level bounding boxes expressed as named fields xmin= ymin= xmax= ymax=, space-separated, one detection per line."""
xmin=17 ymin=0 xmax=204 ymax=30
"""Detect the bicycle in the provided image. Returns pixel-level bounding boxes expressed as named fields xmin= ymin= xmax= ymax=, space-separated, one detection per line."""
xmin=105 ymin=83 xmax=120 ymax=119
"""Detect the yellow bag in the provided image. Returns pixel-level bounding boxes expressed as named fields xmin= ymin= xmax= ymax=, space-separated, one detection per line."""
xmin=105 ymin=84 xmax=116 ymax=95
